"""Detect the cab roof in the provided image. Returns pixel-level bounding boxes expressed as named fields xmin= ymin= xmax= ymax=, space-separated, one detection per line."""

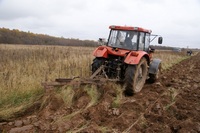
xmin=109 ymin=25 xmax=152 ymax=33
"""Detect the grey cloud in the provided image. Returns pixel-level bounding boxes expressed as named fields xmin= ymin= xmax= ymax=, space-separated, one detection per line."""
xmin=0 ymin=0 xmax=200 ymax=48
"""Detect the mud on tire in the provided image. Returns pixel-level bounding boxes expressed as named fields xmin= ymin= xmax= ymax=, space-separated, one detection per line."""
xmin=124 ymin=58 xmax=148 ymax=96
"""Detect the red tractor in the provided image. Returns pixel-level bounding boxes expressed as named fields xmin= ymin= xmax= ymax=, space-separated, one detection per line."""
xmin=91 ymin=25 xmax=163 ymax=96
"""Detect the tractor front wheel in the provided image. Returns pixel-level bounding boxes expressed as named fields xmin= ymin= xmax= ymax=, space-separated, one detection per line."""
xmin=148 ymin=65 xmax=161 ymax=83
xmin=124 ymin=58 xmax=148 ymax=96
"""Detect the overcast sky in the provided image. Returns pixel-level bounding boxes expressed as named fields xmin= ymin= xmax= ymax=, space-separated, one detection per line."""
xmin=0 ymin=0 xmax=200 ymax=48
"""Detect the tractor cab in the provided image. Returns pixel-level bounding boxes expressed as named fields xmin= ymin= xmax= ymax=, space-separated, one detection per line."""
xmin=107 ymin=25 xmax=162 ymax=51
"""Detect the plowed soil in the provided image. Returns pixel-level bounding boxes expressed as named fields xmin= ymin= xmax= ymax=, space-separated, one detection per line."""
xmin=1 ymin=53 xmax=200 ymax=133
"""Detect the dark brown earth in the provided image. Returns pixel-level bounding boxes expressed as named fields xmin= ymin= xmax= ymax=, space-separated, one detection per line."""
xmin=0 ymin=53 xmax=200 ymax=133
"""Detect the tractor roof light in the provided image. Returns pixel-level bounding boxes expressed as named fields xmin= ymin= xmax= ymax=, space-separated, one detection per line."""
xmin=109 ymin=25 xmax=151 ymax=33
xmin=110 ymin=25 xmax=115 ymax=29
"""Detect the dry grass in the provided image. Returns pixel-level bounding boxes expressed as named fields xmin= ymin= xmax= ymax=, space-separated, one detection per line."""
xmin=0 ymin=44 xmax=95 ymax=118
xmin=153 ymin=50 xmax=189 ymax=70
xmin=0 ymin=44 xmax=189 ymax=118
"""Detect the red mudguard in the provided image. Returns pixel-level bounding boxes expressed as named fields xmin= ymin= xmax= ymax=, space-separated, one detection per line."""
xmin=124 ymin=51 xmax=150 ymax=65
xmin=93 ymin=46 xmax=108 ymax=58
xmin=93 ymin=46 xmax=150 ymax=65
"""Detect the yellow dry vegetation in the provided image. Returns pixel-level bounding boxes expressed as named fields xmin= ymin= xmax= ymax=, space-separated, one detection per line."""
xmin=0 ymin=44 xmax=189 ymax=119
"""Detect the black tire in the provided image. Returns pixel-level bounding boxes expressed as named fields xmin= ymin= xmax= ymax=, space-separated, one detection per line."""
xmin=91 ymin=58 xmax=105 ymax=73
xmin=148 ymin=65 xmax=161 ymax=83
xmin=124 ymin=58 xmax=148 ymax=96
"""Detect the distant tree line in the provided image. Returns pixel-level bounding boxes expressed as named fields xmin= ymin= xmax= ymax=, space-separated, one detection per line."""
xmin=0 ymin=28 xmax=98 ymax=46
xmin=151 ymin=45 xmax=199 ymax=51
xmin=150 ymin=45 xmax=175 ymax=50
xmin=1 ymin=28 xmax=196 ymax=51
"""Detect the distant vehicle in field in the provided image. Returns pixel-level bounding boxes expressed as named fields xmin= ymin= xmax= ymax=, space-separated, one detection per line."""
xmin=187 ymin=50 xmax=192 ymax=56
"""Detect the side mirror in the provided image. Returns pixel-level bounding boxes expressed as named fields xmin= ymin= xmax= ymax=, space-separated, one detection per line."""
xmin=99 ymin=38 xmax=103 ymax=42
xmin=158 ymin=37 xmax=163 ymax=44
xmin=98 ymin=38 xmax=107 ymax=45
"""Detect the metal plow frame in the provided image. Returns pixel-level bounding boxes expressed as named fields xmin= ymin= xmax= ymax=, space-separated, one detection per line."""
xmin=42 ymin=65 xmax=119 ymax=90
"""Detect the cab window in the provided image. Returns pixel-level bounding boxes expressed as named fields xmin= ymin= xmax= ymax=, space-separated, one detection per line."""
xmin=144 ymin=33 xmax=150 ymax=51
xmin=138 ymin=32 xmax=145 ymax=50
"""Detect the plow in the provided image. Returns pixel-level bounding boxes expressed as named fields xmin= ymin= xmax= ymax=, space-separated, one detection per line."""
xmin=42 ymin=65 xmax=118 ymax=90
xmin=42 ymin=25 xmax=163 ymax=96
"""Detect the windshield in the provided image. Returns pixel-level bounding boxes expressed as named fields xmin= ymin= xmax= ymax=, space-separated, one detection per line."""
xmin=108 ymin=30 xmax=138 ymax=50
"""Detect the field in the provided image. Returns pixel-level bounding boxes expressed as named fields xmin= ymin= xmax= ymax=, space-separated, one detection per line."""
xmin=0 ymin=44 xmax=199 ymax=132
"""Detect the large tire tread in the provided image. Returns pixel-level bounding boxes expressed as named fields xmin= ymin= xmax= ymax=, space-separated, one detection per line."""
xmin=124 ymin=58 xmax=148 ymax=96
xmin=91 ymin=58 xmax=105 ymax=73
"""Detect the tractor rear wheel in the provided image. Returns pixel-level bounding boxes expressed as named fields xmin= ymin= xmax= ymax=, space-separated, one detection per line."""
xmin=91 ymin=58 xmax=105 ymax=73
xmin=124 ymin=58 xmax=148 ymax=96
